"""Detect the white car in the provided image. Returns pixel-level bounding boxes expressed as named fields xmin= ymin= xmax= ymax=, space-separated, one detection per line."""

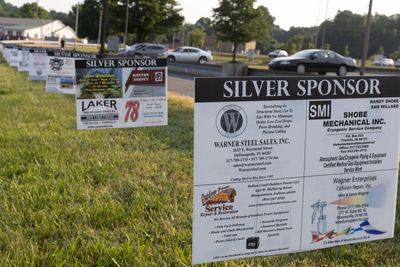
xmin=395 ymin=59 xmax=400 ymax=68
xmin=268 ymin=49 xmax=288 ymax=58
xmin=165 ymin=46 xmax=212 ymax=64
xmin=373 ymin=57 xmax=394 ymax=67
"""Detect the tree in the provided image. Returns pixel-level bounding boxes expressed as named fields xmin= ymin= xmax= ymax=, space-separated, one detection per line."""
xmin=344 ymin=45 xmax=350 ymax=56
xmin=212 ymin=0 xmax=268 ymax=62
xmin=0 ymin=0 xmax=19 ymax=17
xmin=377 ymin=45 xmax=384 ymax=56
xmin=285 ymin=34 xmax=304 ymax=54
xmin=75 ymin=0 xmax=102 ymax=40
xmin=195 ymin=17 xmax=214 ymax=35
xmin=49 ymin=10 xmax=74 ymax=28
xmin=188 ymin=28 xmax=205 ymax=47
xmin=18 ymin=3 xmax=50 ymax=19
xmin=116 ymin=0 xmax=184 ymax=43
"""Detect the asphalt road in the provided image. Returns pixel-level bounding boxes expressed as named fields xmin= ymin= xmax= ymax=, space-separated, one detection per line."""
xmin=169 ymin=74 xmax=194 ymax=98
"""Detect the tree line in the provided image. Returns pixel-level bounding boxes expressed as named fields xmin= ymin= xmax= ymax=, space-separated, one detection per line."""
xmin=2 ymin=0 xmax=400 ymax=59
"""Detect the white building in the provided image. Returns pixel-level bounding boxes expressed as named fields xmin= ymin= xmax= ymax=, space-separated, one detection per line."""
xmin=0 ymin=17 xmax=77 ymax=41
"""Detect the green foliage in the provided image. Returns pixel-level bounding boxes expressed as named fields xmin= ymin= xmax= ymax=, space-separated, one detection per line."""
xmin=188 ymin=27 xmax=205 ymax=48
xmin=195 ymin=17 xmax=214 ymax=35
xmin=0 ymin=0 xmax=19 ymax=17
xmin=344 ymin=45 xmax=350 ymax=57
xmin=212 ymin=0 xmax=269 ymax=62
xmin=107 ymin=0 xmax=184 ymax=43
xmin=18 ymin=3 xmax=50 ymax=19
xmin=377 ymin=46 xmax=385 ymax=56
xmin=75 ymin=0 xmax=102 ymax=40
xmin=390 ymin=48 xmax=400 ymax=60
xmin=285 ymin=34 xmax=304 ymax=54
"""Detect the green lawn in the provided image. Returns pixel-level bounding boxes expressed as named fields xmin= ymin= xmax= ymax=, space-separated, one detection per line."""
xmin=1 ymin=58 xmax=400 ymax=266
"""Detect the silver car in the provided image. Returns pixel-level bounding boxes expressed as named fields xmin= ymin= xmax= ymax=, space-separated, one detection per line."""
xmin=165 ymin=46 xmax=213 ymax=64
xmin=119 ymin=43 xmax=167 ymax=58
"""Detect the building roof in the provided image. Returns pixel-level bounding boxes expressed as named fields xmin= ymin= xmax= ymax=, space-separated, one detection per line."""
xmin=0 ymin=17 xmax=53 ymax=30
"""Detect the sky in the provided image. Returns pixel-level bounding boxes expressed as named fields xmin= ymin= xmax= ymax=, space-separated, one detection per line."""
xmin=10 ymin=0 xmax=400 ymax=30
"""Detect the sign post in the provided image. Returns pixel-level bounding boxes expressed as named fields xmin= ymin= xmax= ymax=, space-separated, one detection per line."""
xmin=193 ymin=76 xmax=400 ymax=264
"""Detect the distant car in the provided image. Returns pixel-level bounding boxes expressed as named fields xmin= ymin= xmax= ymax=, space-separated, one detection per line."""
xmin=268 ymin=49 xmax=288 ymax=58
xmin=268 ymin=49 xmax=357 ymax=76
xmin=373 ymin=57 xmax=394 ymax=67
xmin=395 ymin=59 xmax=400 ymax=68
xmin=119 ymin=43 xmax=168 ymax=58
xmin=164 ymin=46 xmax=213 ymax=64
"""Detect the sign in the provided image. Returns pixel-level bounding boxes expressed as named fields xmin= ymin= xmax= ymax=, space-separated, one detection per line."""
xmin=74 ymin=58 xmax=167 ymax=130
xmin=193 ymin=76 xmax=400 ymax=264
xmin=9 ymin=46 xmax=19 ymax=67
xmin=45 ymin=50 xmax=98 ymax=94
xmin=107 ymin=35 xmax=120 ymax=53
xmin=17 ymin=47 xmax=30 ymax=72
xmin=28 ymin=48 xmax=48 ymax=81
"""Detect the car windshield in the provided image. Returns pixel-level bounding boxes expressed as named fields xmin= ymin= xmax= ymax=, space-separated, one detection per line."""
xmin=291 ymin=50 xmax=316 ymax=58
xmin=173 ymin=48 xmax=183 ymax=52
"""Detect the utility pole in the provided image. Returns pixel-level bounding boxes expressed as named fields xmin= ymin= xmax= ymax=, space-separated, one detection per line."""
xmin=320 ymin=0 xmax=329 ymax=49
xmin=74 ymin=3 xmax=80 ymax=50
xmin=35 ymin=0 xmax=39 ymax=18
xmin=360 ymin=0 xmax=373 ymax=75
xmin=99 ymin=0 xmax=109 ymax=55
xmin=123 ymin=0 xmax=130 ymax=52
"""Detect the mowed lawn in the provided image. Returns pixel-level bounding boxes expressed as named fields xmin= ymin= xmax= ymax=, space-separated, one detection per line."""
xmin=0 ymin=58 xmax=400 ymax=267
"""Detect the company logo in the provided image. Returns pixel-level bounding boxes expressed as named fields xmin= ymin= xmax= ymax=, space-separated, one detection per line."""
xmin=155 ymin=71 xmax=163 ymax=82
xmin=202 ymin=186 xmax=237 ymax=206
xmin=49 ymin=58 xmax=64 ymax=71
xmin=309 ymin=101 xmax=331 ymax=120
xmin=216 ymin=105 xmax=247 ymax=138
xmin=200 ymin=186 xmax=238 ymax=217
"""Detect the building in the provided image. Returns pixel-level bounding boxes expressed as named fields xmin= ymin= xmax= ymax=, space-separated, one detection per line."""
xmin=0 ymin=17 xmax=77 ymax=41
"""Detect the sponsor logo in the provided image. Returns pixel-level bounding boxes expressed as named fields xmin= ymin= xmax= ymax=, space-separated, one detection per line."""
xmin=49 ymin=58 xmax=64 ymax=71
xmin=309 ymin=101 xmax=331 ymax=120
xmin=216 ymin=105 xmax=247 ymax=138
xmin=124 ymin=69 xmax=165 ymax=92
xmin=200 ymin=186 xmax=238 ymax=217
xmin=81 ymin=99 xmax=117 ymax=112
xmin=155 ymin=71 xmax=163 ymax=82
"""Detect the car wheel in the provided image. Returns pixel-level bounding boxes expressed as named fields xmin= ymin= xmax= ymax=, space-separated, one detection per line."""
xmin=337 ymin=65 xmax=347 ymax=76
xmin=296 ymin=64 xmax=306 ymax=73
xmin=167 ymin=56 xmax=176 ymax=62
xmin=199 ymin=56 xmax=207 ymax=64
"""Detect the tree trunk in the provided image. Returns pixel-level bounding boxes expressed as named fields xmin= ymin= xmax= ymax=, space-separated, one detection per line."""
xmin=232 ymin=41 xmax=237 ymax=63
xmin=99 ymin=0 xmax=109 ymax=55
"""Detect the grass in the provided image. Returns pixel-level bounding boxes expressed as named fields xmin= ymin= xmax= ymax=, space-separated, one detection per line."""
xmin=1 ymin=57 xmax=400 ymax=266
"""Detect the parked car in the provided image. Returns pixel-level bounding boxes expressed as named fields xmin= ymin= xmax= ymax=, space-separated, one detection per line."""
xmin=373 ymin=57 xmax=394 ymax=67
xmin=268 ymin=49 xmax=357 ymax=76
xmin=395 ymin=59 xmax=400 ymax=68
xmin=119 ymin=43 xmax=168 ymax=57
xmin=164 ymin=46 xmax=213 ymax=64
xmin=268 ymin=49 xmax=288 ymax=58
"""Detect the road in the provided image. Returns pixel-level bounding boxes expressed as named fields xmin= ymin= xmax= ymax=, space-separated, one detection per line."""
xmin=169 ymin=74 xmax=194 ymax=98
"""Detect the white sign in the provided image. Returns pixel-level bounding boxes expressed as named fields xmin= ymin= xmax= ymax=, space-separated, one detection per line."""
xmin=9 ymin=47 xmax=19 ymax=67
xmin=45 ymin=50 xmax=97 ymax=94
xmin=75 ymin=58 xmax=168 ymax=130
xmin=193 ymin=76 xmax=400 ymax=264
xmin=28 ymin=48 xmax=48 ymax=81
xmin=17 ymin=47 xmax=30 ymax=72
